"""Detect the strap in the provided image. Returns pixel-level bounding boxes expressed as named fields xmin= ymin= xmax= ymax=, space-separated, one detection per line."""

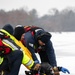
xmin=0 ymin=57 xmax=4 ymax=64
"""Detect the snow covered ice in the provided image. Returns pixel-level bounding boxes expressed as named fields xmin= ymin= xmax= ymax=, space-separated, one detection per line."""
xmin=19 ymin=32 xmax=75 ymax=75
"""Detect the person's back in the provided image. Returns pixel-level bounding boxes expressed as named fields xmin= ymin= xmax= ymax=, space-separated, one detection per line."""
xmin=14 ymin=25 xmax=57 ymax=67
xmin=0 ymin=24 xmax=23 ymax=75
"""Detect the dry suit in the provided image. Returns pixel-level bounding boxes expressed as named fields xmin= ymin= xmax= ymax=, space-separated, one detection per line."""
xmin=21 ymin=29 xmax=57 ymax=67
xmin=0 ymin=24 xmax=23 ymax=75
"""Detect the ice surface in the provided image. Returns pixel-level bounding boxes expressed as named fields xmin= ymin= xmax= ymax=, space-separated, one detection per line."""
xmin=19 ymin=32 xmax=75 ymax=75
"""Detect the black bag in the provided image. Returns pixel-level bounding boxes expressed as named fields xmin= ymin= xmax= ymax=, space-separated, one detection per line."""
xmin=25 ymin=62 xmax=55 ymax=75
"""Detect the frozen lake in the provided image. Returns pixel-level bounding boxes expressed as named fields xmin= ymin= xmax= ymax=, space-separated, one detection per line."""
xmin=19 ymin=32 xmax=75 ymax=75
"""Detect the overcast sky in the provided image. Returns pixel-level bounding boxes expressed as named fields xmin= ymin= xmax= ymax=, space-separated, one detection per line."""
xmin=0 ymin=0 xmax=75 ymax=16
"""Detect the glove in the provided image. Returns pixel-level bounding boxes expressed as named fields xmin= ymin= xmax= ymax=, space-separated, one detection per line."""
xmin=31 ymin=63 xmax=41 ymax=70
xmin=58 ymin=67 xmax=70 ymax=74
xmin=53 ymin=67 xmax=60 ymax=75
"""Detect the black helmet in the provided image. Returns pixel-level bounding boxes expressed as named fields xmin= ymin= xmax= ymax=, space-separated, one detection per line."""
xmin=14 ymin=25 xmax=25 ymax=40
xmin=2 ymin=24 xmax=13 ymax=35
xmin=37 ymin=31 xmax=52 ymax=43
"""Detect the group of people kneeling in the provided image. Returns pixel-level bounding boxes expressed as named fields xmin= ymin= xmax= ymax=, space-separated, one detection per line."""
xmin=0 ymin=24 xmax=70 ymax=75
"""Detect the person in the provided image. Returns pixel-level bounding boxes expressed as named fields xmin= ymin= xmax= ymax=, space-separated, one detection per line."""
xmin=14 ymin=25 xmax=57 ymax=66
xmin=0 ymin=24 xmax=23 ymax=75
xmin=13 ymin=25 xmax=70 ymax=74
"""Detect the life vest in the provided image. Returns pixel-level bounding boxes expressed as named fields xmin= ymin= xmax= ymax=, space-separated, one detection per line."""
xmin=0 ymin=30 xmax=21 ymax=51
xmin=0 ymin=32 xmax=12 ymax=64
xmin=0 ymin=39 xmax=11 ymax=55
xmin=0 ymin=29 xmax=34 ymax=69
xmin=1 ymin=29 xmax=33 ymax=60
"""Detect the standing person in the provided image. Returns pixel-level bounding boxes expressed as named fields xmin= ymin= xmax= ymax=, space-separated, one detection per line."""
xmin=13 ymin=25 xmax=70 ymax=74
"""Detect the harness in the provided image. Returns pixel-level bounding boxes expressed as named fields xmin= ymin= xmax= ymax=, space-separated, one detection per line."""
xmin=0 ymin=32 xmax=12 ymax=69
xmin=24 ymin=26 xmax=43 ymax=36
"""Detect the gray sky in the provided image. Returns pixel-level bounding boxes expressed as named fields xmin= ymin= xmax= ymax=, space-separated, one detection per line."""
xmin=0 ymin=0 xmax=75 ymax=16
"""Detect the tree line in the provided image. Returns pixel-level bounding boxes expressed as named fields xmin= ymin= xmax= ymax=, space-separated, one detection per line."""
xmin=0 ymin=7 xmax=75 ymax=32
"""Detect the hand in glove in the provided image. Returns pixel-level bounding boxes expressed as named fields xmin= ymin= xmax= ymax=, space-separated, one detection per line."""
xmin=32 ymin=63 xmax=41 ymax=70
xmin=58 ymin=67 xmax=70 ymax=74
xmin=53 ymin=67 xmax=60 ymax=75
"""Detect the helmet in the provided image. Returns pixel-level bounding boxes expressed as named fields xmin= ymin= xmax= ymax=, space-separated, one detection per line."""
xmin=2 ymin=24 xmax=13 ymax=35
xmin=37 ymin=31 xmax=52 ymax=43
xmin=14 ymin=25 xmax=25 ymax=40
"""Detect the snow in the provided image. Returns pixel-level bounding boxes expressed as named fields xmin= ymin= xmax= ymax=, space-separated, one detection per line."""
xmin=19 ymin=32 xmax=75 ymax=75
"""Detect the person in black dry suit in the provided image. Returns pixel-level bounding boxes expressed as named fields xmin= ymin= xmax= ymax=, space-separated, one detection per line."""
xmin=14 ymin=25 xmax=70 ymax=75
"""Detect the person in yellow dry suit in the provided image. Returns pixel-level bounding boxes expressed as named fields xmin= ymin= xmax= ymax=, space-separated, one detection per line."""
xmin=0 ymin=24 xmax=23 ymax=75
xmin=0 ymin=24 xmax=41 ymax=75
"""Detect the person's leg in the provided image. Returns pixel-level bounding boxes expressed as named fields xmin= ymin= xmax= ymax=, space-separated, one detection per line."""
xmin=45 ymin=41 xmax=57 ymax=67
xmin=0 ymin=57 xmax=10 ymax=75
xmin=7 ymin=50 xmax=23 ymax=75
xmin=0 ymin=58 xmax=9 ymax=71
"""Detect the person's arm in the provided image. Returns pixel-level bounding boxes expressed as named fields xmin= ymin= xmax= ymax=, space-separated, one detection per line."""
xmin=22 ymin=50 xmax=41 ymax=70
xmin=45 ymin=40 xmax=57 ymax=67
xmin=24 ymin=33 xmax=40 ymax=64
xmin=57 ymin=66 xmax=70 ymax=74
xmin=26 ymin=42 xmax=39 ymax=63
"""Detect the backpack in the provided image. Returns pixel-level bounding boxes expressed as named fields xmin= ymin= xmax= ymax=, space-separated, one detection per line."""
xmin=24 ymin=25 xmax=43 ymax=35
xmin=0 ymin=33 xmax=12 ymax=56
